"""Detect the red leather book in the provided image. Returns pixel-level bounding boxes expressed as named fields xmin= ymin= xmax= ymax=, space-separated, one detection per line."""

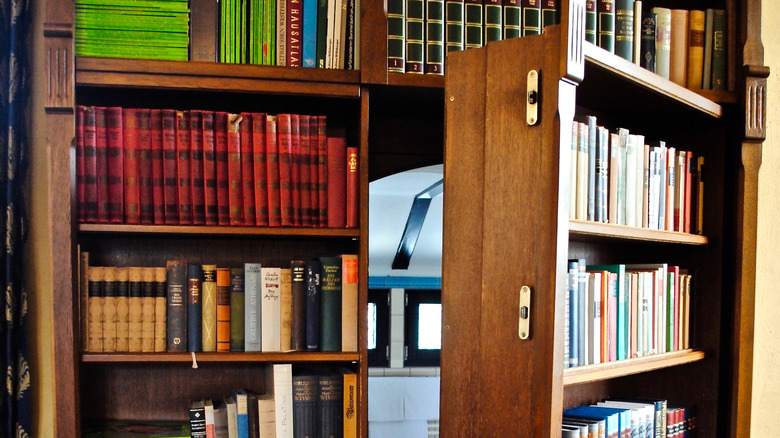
xmin=665 ymin=147 xmax=676 ymax=231
xmin=290 ymin=114 xmax=302 ymax=226
xmin=299 ymin=115 xmax=313 ymax=227
xmin=326 ymin=133 xmax=347 ymax=228
xmin=286 ymin=0 xmax=303 ymax=67
xmin=95 ymin=107 xmax=110 ymax=223
xmin=346 ymin=146 xmax=358 ymax=228
xmin=214 ymin=112 xmax=230 ymax=226
xmin=83 ymin=107 xmax=99 ymax=223
xmin=189 ymin=110 xmax=206 ymax=225
xmin=161 ymin=109 xmax=179 ymax=224
xmin=76 ymin=106 xmax=86 ymax=222
xmin=150 ymin=109 xmax=165 ymax=224
xmin=202 ymin=111 xmax=218 ymax=225
xmin=106 ymin=107 xmax=124 ymax=223
xmin=316 ymin=116 xmax=328 ymax=227
xmin=265 ymin=115 xmax=282 ymax=227
xmin=122 ymin=108 xmax=141 ymax=224
xmin=239 ymin=112 xmax=256 ymax=226
xmin=227 ymin=113 xmax=244 ymax=225
xmin=251 ymin=113 xmax=269 ymax=226
xmin=175 ymin=111 xmax=193 ymax=224
xmin=137 ymin=109 xmax=154 ymax=224
xmin=308 ymin=116 xmax=319 ymax=227
xmin=277 ymin=114 xmax=294 ymax=226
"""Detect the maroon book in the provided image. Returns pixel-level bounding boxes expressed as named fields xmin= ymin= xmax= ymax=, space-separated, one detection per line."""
xmin=277 ymin=114 xmax=294 ymax=226
xmin=299 ymin=115 xmax=313 ymax=227
xmin=227 ymin=114 xmax=244 ymax=225
xmin=214 ymin=112 xmax=230 ymax=226
xmin=106 ymin=107 xmax=124 ymax=223
xmin=290 ymin=114 xmax=302 ymax=226
xmin=122 ymin=108 xmax=141 ymax=224
xmin=95 ymin=107 xmax=110 ymax=223
xmin=161 ymin=109 xmax=179 ymax=224
xmin=316 ymin=116 xmax=329 ymax=227
xmin=189 ymin=110 xmax=206 ymax=225
xmin=251 ymin=113 xmax=269 ymax=226
xmin=327 ymin=133 xmax=347 ymax=228
xmin=175 ymin=111 xmax=193 ymax=224
xmin=265 ymin=115 xmax=281 ymax=227
xmin=308 ymin=116 xmax=319 ymax=227
xmin=150 ymin=109 xmax=166 ymax=224
xmin=286 ymin=0 xmax=303 ymax=67
xmin=239 ymin=112 xmax=256 ymax=226
xmin=202 ymin=111 xmax=218 ymax=225
xmin=346 ymin=146 xmax=358 ymax=228
xmin=137 ymin=109 xmax=154 ymax=224
xmin=76 ymin=106 xmax=86 ymax=222
xmin=83 ymin=106 xmax=99 ymax=223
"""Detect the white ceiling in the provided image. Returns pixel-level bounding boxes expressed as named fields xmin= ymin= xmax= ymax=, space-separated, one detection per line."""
xmin=368 ymin=164 xmax=443 ymax=278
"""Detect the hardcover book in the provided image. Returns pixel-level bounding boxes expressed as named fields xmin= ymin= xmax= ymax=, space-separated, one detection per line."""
xmin=266 ymin=115 xmax=282 ymax=226
xmin=639 ymin=12 xmax=656 ymax=72
xmin=115 ymin=266 xmax=130 ymax=352
xmin=239 ymin=113 xmax=257 ymax=226
xmin=387 ymin=0 xmax=406 ymax=72
xmin=122 ymin=108 xmax=141 ymax=224
xmin=150 ymin=109 xmax=165 ymax=224
xmin=266 ymin=364 xmax=294 ymax=438
xmin=202 ymin=264 xmax=218 ymax=352
xmin=464 ymin=0 xmax=483 ymax=49
xmin=166 ymin=260 xmax=187 ymax=352
xmin=244 ymin=263 xmax=263 ymax=352
xmin=406 ymin=0 xmax=425 ymax=73
xmin=292 ymin=373 xmax=318 ymax=438
xmin=483 ymin=0 xmax=502 ymax=44
xmin=318 ymin=372 xmax=344 ymax=438
xmin=251 ymin=113 xmax=269 ymax=226
xmin=153 ymin=267 xmax=167 ymax=352
xmin=141 ymin=268 xmax=155 ymax=353
xmin=215 ymin=112 xmax=231 ymax=225
xmin=341 ymin=254 xmax=358 ymax=352
xmin=686 ymin=10 xmax=705 ymax=89
xmin=101 ymin=267 xmax=117 ymax=352
xmin=280 ymin=267 xmax=293 ymax=351
xmin=598 ymin=0 xmax=615 ymax=53
xmin=522 ymin=0 xmax=541 ymax=36
xmin=216 ymin=267 xmax=232 ymax=352
xmin=128 ymin=267 xmax=143 ymax=352
xmin=137 ymin=109 xmax=154 ymax=224
xmin=346 ymin=146 xmax=358 ymax=228
xmin=95 ymin=107 xmax=109 ymax=223
xmin=652 ymin=7 xmax=672 ymax=80
xmin=261 ymin=267 xmax=282 ymax=352
xmin=319 ymin=256 xmax=342 ymax=352
xmin=175 ymin=111 xmax=193 ymax=224
xmin=669 ymin=9 xmax=689 ymax=87
xmin=202 ymin=111 xmax=218 ymax=225
xmin=105 ymin=107 xmax=124 ymax=223
xmin=584 ymin=0 xmax=596 ymax=44
xmin=161 ymin=109 xmax=179 ymax=224
xmin=614 ymin=0 xmax=634 ymax=62
xmin=188 ymin=264 xmax=203 ymax=352
xmin=445 ymin=0 xmax=465 ymax=51
xmin=228 ymin=114 xmax=245 ymax=225
xmin=326 ymin=134 xmax=347 ymax=228
xmin=189 ymin=110 xmax=206 ymax=224
xmin=504 ymin=0 xmax=521 ymax=40
xmin=82 ymin=106 xmax=99 ymax=223
xmin=230 ymin=268 xmax=246 ymax=351
xmin=290 ymin=260 xmax=308 ymax=351
xmin=305 ymin=258 xmax=322 ymax=351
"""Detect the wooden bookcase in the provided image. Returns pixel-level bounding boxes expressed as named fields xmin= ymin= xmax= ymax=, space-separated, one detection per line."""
xmin=440 ymin=1 xmax=765 ymax=437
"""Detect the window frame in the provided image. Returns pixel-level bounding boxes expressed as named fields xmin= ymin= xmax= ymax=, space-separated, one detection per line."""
xmin=367 ymin=288 xmax=390 ymax=367
xmin=404 ymin=289 xmax=442 ymax=367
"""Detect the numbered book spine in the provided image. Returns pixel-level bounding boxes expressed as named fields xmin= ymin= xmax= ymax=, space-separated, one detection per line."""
xmin=166 ymin=260 xmax=187 ymax=352
xmin=522 ymin=0 xmax=541 ymax=36
xmin=464 ymin=0 xmax=482 ymax=49
xmin=445 ymin=0 xmax=465 ymax=51
xmin=483 ymin=0 xmax=502 ymax=44
xmin=426 ymin=0 xmax=445 ymax=74
xmin=406 ymin=0 xmax=426 ymax=73
xmin=598 ymin=0 xmax=615 ymax=53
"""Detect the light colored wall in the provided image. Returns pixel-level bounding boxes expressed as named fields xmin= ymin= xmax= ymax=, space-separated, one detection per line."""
xmin=751 ymin=1 xmax=780 ymax=435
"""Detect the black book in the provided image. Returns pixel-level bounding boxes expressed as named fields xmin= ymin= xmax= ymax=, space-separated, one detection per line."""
xmin=291 ymin=260 xmax=308 ymax=351
xmin=293 ymin=373 xmax=319 ymax=438
xmin=640 ymin=12 xmax=657 ymax=72
xmin=166 ymin=260 xmax=187 ymax=351
xmin=189 ymin=400 xmax=207 ymax=438
xmin=247 ymin=393 xmax=259 ymax=438
xmin=187 ymin=264 xmax=203 ymax=353
xmin=318 ymin=372 xmax=343 ymax=438
xmin=305 ymin=259 xmax=322 ymax=352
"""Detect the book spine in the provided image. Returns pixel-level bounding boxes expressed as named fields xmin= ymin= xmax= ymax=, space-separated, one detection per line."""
xmin=302 ymin=0 xmax=318 ymax=67
xmin=76 ymin=107 xmax=86 ymax=222
xmin=245 ymin=263 xmax=263 ymax=352
xmin=101 ymin=267 xmax=117 ymax=352
xmin=666 ymin=147 xmax=676 ymax=231
xmin=175 ymin=111 xmax=193 ymax=224
xmin=280 ymin=268 xmax=293 ymax=351
xmin=83 ymin=107 xmax=99 ymax=223
xmin=342 ymin=371 xmax=358 ymax=438
xmin=614 ymin=0 xmax=634 ymax=62
xmin=684 ymin=151 xmax=693 ymax=233
xmin=308 ymin=119 xmax=320 ymax=226
xmin=115 ymin=266 xmax=129 ymax=352
xmin=316 ymin=116 xmax=329 ymax=227
xmin=598 ymin=0 xmax=615 ymax=52
xmin=265 ymin=0 xmax=277 ymax=65
xmin=189 ymin=110 xmax=206 ymax=225
xmin=166 ymin=261 xmax=187 ymax=351
xmin=483 ymin=0 xmax=501 ymax=44
xmin=711 ymin=9 xmax=726 ymax=90
xmin=216 ymin=267 xmax=232 ymax=352
xmin=632 ymin=0 xmax=641 ymax=65
xmin=290 ymin=260 xmax=308 ymax=351
xmin=299 ymin=115 xmax=313 ymax=227
xmin=161 ymin=109 xmax=179 ymax=224
xmin=188 ymin=264 xmax=203 ymax=352
xmin=190 ymin=0 xmax=219 ymax=62
xmin=426 ymin=0 xmax=446 ymax=74
xmin=345 ymin=0 xmax=356 ymax=70
xmin=153 ymin=267 xmax=167 ymax=352
xmin=346 ymin=146 xmax=359 ymax=228
xmin=639 ymin=12 xmax=656 ymax=72
xmin=464 ymin=0 xmax=483 ymax=49
xmin=595 ymin=126 xmax=608 ymax=222
xmin=141 ymin=268 xmax=156 ymax=352
xmin=318 ymin=374 xmax=344 ymax=438
xmin=653 ymin=7 xmax=671 ymax=80
xmin=642 ymin=143 xmax=650 ymax=229
xmin=150 ymin=110 xmax=165 ymax=224
xmin=230 ymin=268 xmax=246 ymax=351
xmin=228 ymin=114 xmax=244 ymax=225
xmin=202 ymin=111 xmax=218 ymax=225
xmin=292 ymin=374 xmax=318 ymax=438
xmin=406 ymin=0 xmax=425 ymax=73
xmin=287 ymin=0 xmax=303 ymax=67
xmin=137 ymin=109 xmax=154 ymax=224
xmin=261 ymin=267 xmax=283 ymax=351
xmin=201 ymin=264 xmax=218 ymax=352
xmin=266 ymin=115 xmax=282 ymax=226
xmin=337 ymin=0 xmax=349 ymax=69
xmin=702 ymin=9 xmax=714 ymax=89
xmin=252 ymin=113 xmax=269 ymax=226
xmin=575 ymin=122 xmax=588 ymax=220
xmin=584 ymin=0 xmax=596 ymax=44
xmin=327 ymin=135 xmax=347 ymax=228
xmin=669 ymin=9 xmax=689 ymax=87
xmin=122 ymin=108 xmax=141 ymax=224
xmin=445 ymin=0 xmax=466 ymax=54
xmin=106 ymin=107 xmax=124 ymax=223
xmin=277 ymin=114 xmax=295 ymax=226
xmin=522 ymin=0 xmax=541 ymax=36
xmin=341 ymin=254 xmax=358 ymax=352
xmin=541 ymin=0 xmax=559 ymax=30
xmin=319 ymin=256 xmax=342 ymax=352
xmin=305 ymin=258 xmax=322 ymax=351
xmin=95 ymin=107 xmax=110 ymax=223
xmin=586 ymin=116 xmax=597 ymax=221
xmin=128 ymin=267 xmax=143 ymax=352
xmin=290 ymin=115 xmax=303 ymax=226
xmin=190 ymin=401 xmax=208 ymax=438
xmin=503 ymin=0 xmax=519 ymax=40
xmin=316 ymin=0 xmax=329 ymax=68
xmin=240 ymin=113 xmax=257 ymax=226
xmin=215 ymin=112 xmax=231 ymax=225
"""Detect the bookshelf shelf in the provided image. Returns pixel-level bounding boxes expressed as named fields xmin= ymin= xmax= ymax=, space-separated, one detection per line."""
xmin=387 ymin=72 xmax=445 ymax=89
xmin=81 ymin=352 xmax=361 ymax=363
xmin=568 ymin=220 xmax=709 ymax=245
xmin=76 ymin=57 xmax=362 ymax=98
xmin=563 ymin=349 xmax=706 ymax=386
xmin=78 ymin=224 xmax=361 ymax=238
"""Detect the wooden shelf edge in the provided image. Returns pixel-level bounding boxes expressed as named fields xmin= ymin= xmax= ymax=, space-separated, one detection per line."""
xmin=78 ymin=223 xmax=361 ymax=238
xmin=569 ymin=220 xmax=708 ymax=245
xmin=387 ymin=72 xmax=445 ymax=89
xmin=583 ymin=43 xmax=722 ymax=118
xmin=563 ymin=349 xmax=706 ymax=386
xmin=81 ymin=352 xmax=361 ymax=363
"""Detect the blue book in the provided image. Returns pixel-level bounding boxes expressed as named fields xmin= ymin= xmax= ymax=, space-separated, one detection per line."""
xmin=564 ymin=405 xmax=629 ymax=438
xmin=244 ymin=263 xmax=262 ymax=352
xmin=187 ymin=264 xmax=203 ymax=352
xmin=305 ymin=258 xmax=322 ymax=351
xmin=232 ymin=389 xmax=249 ymax=438
xmin=302 ymin=0 xmax=318 ymax=67
xmin=588 ymin=264 xmax=627 ymax=360
xmin=567 ymin=260 xmax=579 ymax=367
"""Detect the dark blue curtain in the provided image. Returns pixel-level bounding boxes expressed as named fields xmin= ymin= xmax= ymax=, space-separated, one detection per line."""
xmin=0 ymin=0 xmax=32 ymax=435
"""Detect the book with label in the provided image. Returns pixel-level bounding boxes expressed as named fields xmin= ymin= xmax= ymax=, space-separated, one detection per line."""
xmin=230 ymin=268 xmax=246 ymax=351
xmin=266 ymin=364 xmax=294 ymax=438
xmin=244 ymin=263 xmax=262 ymax=352
xmin=166 ymin=260 xmax=187 ymax=352
xmin=261 ymin=267 xmax=282 ymax=352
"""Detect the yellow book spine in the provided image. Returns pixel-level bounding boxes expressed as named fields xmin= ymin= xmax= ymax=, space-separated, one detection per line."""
xmin=154 ymin=267 xmax=168 ymax=352
xmin=80 ymin=250 xmax=90 ymax=352
xmin=115 ymin=267 xmax=130 ymax=352
xmin=128 ymin=267 xmax=144 ymax=352
xmin=686 ymin=10 xmax=705 ymax=89
xmin=280 ymin=268 xmax=292 ymax=351
xmin=102 ymin=267 xmax=118 ymax=352
xmin=142 ymin=267 xmax=156 ymax=352
xmin=342 ymin=371 xmax=358 ymax=438
xmin=88 ymin=266 xmax=104 ymax=352
xmin=202 ymin=264 xmax=218 ymax=352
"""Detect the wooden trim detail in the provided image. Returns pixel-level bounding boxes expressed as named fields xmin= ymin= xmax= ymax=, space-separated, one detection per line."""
xmin=562 ymin=0 xmax=585 ymax=83
xmin=44 ymin=36 xmax=73 ymax=111
xmin=744 ymin=75 xmax=768 ymax=141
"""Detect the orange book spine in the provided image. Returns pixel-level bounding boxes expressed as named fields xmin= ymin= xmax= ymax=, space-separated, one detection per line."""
xmin=216 ymin=267 xmax=231 ymax=352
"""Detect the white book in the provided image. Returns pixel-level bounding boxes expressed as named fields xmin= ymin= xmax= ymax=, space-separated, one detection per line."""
xmin=245 ymin=263 xmax=263 ymax=352
xmin=635 ymin=135 xmax=645 ymax=228
xmin=569 ymin=121 xmax=578 ymax=220
xmin=576 ymin=122 xmax=589 ymax=221
xmin=266 ymin=364 xmax=294 ymax=438
xmin=213 ymin=400 xmax=229 ymax=438
xmin=225 ymin=396 xmax=238 ymax=438
xmin=597 ymin=401 xmax=654 ymax=438
xmin=633 ymin=1 xmax=642 ymax=65
xmin=616 ymin=128 xmax=629 ymax=225
xmin=588 ymin=272 xmax=602 ymax=365
xmin=261 ymin=267 xmax=282 ymax=352
xmin=647 ymin=149 xmax=659 ymax=229
xmin=676 ymin=150 xmax=686 ymax=232
xmin=326 ymin=0 xmax=339 ymax=68
xmin=643 ymin=271 xmax=654 ymax=355
xmin=277 ymin=0 xmax=288 ymax=66
xmin=257 ymin=394 xmax=276 ymax=438
xmin=204 ymin=399 xmax=216 ymax=438
xmin=625 ymin=134 xmax=638 ymax=228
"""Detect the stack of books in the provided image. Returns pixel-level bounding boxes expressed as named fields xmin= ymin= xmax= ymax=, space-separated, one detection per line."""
xmin=563 ymin=399 xmax=696 ymax=437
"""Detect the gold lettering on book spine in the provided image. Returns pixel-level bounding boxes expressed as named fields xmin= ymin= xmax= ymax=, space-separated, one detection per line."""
xmin=142 ymin=268 xmax=156 ymax=352
xmin=154 ymin=267 xmax=168 ymax=352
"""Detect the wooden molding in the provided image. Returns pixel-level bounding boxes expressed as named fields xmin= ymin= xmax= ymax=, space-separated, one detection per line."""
xmin=744 ymin=75 xmax=767 ymax=141
xmin=561 ymin=0 xmax=585 ymax=83
xmin=44 ymin=36 xmax=73 ymax=111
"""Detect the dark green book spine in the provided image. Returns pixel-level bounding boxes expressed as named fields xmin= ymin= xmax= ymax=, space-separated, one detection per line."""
xmin=585 ymin=0 xmax=596 ymax=44
xmin=426 ymin=0 xmax=445 ymax=73
xmin=503 ymin=0 xmax=520 ymax=39
xmin=541 ymin=0 xmax=558 ymax=31
xmin=406 ymin=0 xmax=425 ymax=73
xmin=230 ymin=268 xmax=245 ymax=351
xmin=317 ymin=0 xmax=330 ymax=68
xmin=445 ymin=0 xmax=464 ymax=52
xmin=319 ymin=256 xmax=342 ymax=352
xmin=598 ymin=0 xmax=615 ymax=53
xmin=614 ymin=0 xmax=634 ymax=61
xmin=711 ymin=9 xmax=726 ymax=90
xmin=522 ymin=0 xmax=541 ymax=36
xmin=166 ymin=260 xmax=187 ymax=352
xmin=483 ymin=0 xmax=502 ymax=44
xmin=464 ymin=0 xmax=483 ymax=49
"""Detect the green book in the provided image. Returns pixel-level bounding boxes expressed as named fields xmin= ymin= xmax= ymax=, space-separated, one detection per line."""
xmin=229 ymin=268 xmax=245 ymax=351
xmin=599 ymin=0 xmax=616 ymax=53
xmin=541 ymin=0 xmax=559 ymax=31
xmin=387 ymin=0 xmax=406 ymax=71
xmin=219 ymin=0 xmax=228 ymax=62
xmin=585 ymin=0 xmax=596 ymax=44
xmin=319 ymin=257 xmax=342 ymax=352
xmin=464 ymin=0 xmax=482 ymax=49
xmin=483 ymin=0 xmax=502 ymax=44
xmin=426 ymin=0 xmax=445 ymax=73
xmin=522 ymin=0 xmax=541 ymax=36
xmin=264 ymin=0 xmax=276 ymax=64
xmin=406 ymin=0 xmax=425 ymax=73
xmin=614 ymin=0 xmax=634 ymax=61
xmin=711 ymin=9 xmax=727 ymax=90
xmin=445 ymin=0 xmax=464 ymax=52
xmin=503 ymin=0 xmax=521 ymax=39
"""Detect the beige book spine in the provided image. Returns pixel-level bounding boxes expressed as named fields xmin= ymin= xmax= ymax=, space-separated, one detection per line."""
xmin=341 ymin=254 xmax=359 ymax=352
xmin=669 ymin=9 xmax=689 ymax=86
xmin=115 ymin=267 xmax=130 ymax=352
xmin=154 ymin=267 xmax=168 ymax=352
xmin=280 ymin=268 xmax=292 ymax=351
xmin=128 ymin=267 xmax=144 ymax=352
xmin=80 ymin=250 xmax=90 ymax=352
xmin=686 ymin=10 xmax=705 ymax=89
xmin=102 ymin=267 xmax=118 ymax=352
xmin=88 ymin=266 xmax=104 ymax=352
xmin=142 ymin=267 xmax=156 ymax=352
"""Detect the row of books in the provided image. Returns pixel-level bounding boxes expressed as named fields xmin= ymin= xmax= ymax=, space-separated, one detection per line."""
xmin=211 ymin=0 xmax=357 ymax=68
xmin=189 ymin=365 xmax=357 ymax=438
xmin=565 ymin=260 xmax=692 ymax=369
xmin=74 ymin=0 xmax=190 ymax=61
xmin=563 ymin=398 xmax=696 ymax=438
xmin=387 ymin=0 xmax=560 ymax=74
xmin=569 ymin=116 xmax=704 ymax=234
xmin=80 ymin=254 xmax=359 ymax=354
xmin=75 ymin=106 xmax=359 ymax=229
xmin=602 ymin=3 xmax=728 ymax=91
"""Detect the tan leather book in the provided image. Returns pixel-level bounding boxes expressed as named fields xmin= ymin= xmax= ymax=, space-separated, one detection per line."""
xmin=669 ymin=9 xmax=689 ymax=86
xmin=115 ymin=267 xmax=130 ymax=352
xmin=128 ymin=267 xmax=144 ymax=352
xmin=686 ymin=10 xmax=706 ymax=89
xmin=154 ymin=267 xmax=167 ymax=352
xmin=88 ymin=266 xmax=104 ymax=352
xmin=141 ymin=267 xmax=156 ymax=352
